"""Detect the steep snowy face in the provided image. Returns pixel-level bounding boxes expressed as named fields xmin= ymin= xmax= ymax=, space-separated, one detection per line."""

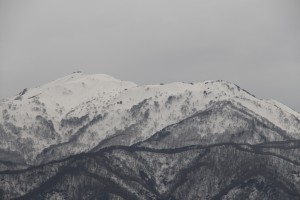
xmin=137 ymin=101 xmax=294 ymax=149
xmin=0 ymin=74 xmax=300 ymax=165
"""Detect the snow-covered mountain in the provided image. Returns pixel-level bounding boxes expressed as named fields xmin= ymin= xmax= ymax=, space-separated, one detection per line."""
xmin=1 ymin=72 xmax=300 ymax=199
xmin=0 ymin=72 xmax=300 ymax=166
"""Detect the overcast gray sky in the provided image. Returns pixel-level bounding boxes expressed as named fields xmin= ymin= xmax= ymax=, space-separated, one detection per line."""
xmin=0 ymin=0 xmax=299 ymax=111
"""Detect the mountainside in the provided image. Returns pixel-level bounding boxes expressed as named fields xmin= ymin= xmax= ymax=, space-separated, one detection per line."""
xmin=1 ymin=73 xmax=300 ymax=199
xmin=2 ymin=142 xmax=300 ymax=200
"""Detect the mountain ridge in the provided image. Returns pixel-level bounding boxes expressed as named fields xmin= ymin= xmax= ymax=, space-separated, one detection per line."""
xmin=0 ymin=73 xmax=300 ymax=165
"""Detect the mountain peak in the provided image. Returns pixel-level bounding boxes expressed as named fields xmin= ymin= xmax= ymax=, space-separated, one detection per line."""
xmin=48 ymin=73 xmax=125 ymax=85
xmin=8 ymin=73 xmax=137 ymax=113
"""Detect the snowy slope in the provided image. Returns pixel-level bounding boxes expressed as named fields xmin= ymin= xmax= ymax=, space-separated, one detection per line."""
xmin=0 ymin=73 xmax=299 ymax=164
xmin=0 ymin=73 xmax=137 ymax=162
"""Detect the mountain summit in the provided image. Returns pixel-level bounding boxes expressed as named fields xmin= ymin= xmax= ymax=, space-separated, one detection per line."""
xmin=1 ymin=74 xmax=300 ymax=199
